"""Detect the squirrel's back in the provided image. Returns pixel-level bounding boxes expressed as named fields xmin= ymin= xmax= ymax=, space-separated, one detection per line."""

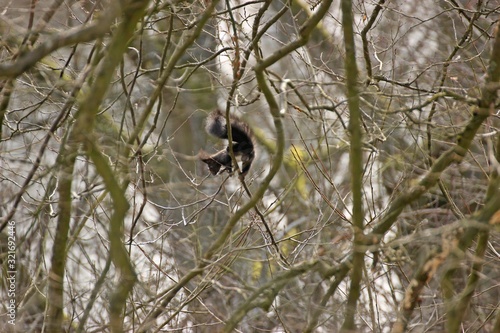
xmin=205 ymin=109 xmax=228 ymax=139
xmin=205 ymin=109 xmax=253 ymax=145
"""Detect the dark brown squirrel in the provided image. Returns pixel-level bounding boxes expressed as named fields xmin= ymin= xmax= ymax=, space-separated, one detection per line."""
xmin=199 ymin=109 xmax=255 ymax=176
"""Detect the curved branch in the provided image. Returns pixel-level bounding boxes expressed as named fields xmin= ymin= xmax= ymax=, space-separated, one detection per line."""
xmin=224 ymin=261 xmax=320 ymax=332
xmin=253 ymin=0 xmax=334 ymax=72
xmin=0 ymin=4 xmax=118 ymax=79
xmin=361 ymin=0 xmax=386 ymax=80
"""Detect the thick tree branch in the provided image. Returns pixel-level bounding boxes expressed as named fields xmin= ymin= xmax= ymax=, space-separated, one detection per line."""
xmin=44 ymin=1 xmax=150 ymax=332
xmin=45 ymin=143 xmax=76 ymax=333
xmin=340 ymin=0 xmax=364 ymax=331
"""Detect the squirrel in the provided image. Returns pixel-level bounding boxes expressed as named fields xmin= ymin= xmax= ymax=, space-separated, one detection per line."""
xmin=199 ymin=109 xmax=255 ymax=176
